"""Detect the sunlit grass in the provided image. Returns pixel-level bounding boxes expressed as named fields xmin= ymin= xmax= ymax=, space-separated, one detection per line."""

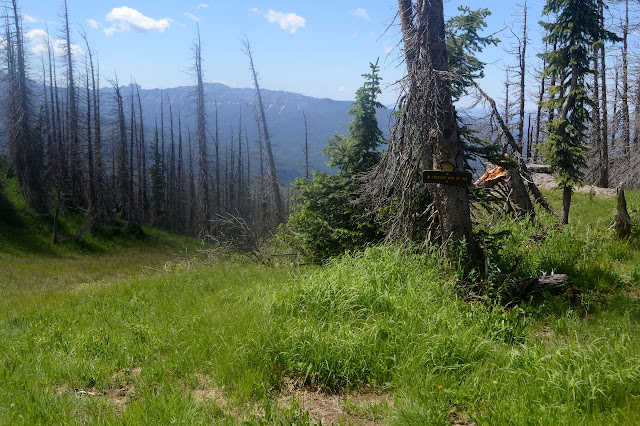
xmin=1 ymin=177 xmax=640 ymax=423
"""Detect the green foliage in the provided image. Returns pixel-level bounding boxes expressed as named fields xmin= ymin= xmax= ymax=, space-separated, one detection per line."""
xmin=541 ymin=118 xmax=589 ymax=188
xmin=446 ymin=7 xmax=500 ymax=101
xmin=278 ymin=61 xmax=385 ymax=262
xmin=278 ymin=171 xmax=382 ymax=262
xmin=539 ymin=0 xmax=619 ymax=193
xmin=2 ymin=169 xmax=640 ymax=424
xmin=324 ymin=60 xmax=384 ymax=175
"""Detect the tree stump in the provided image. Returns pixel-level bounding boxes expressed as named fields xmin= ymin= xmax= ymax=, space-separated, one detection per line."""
xmin=614 ymin=183 xmax=632 ymax=239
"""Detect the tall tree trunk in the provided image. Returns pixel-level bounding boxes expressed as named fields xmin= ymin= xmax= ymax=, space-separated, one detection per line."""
xmin=109 ymin=76 xmax=131 ymax=222
xmin=302 ymin=108 xmax=310 ymax=179
xmin=632 ymin=73 xmax=640 ymax=152
xmin=167 ymin=94 xmax=176 ymax=229
xmin=534 ymin=42 xmax=548 ymax=163
xmin=598 ymin=0 xmax=609 ymax=187
xmin=398 ymin=0 xmax=474 ymax=251
xmin=621 ymin=0 xmax=630 ymax=154
xmin=63 ymin=0 xmax=81 ymax=203
xmin=194 ymin=26 xmax=210 ymax=232
xmin=135 ymin=83 xmax=147 ymax=220
xmin=613 ymin=67 xmax=619 ymax=154
xmin=177 ymin=110 xmax=184 ymax=232
xmin=243 ymin=39 xmax=283 ymax=222
xmin=517 ymin=1 xmax=528 ymax=157
xmin=592 ymin=49 xmax=603 ymax=187
xmin=214 ymin=100 xmax=221 ymax=215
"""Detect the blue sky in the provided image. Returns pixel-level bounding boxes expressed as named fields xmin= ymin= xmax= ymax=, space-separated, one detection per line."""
xmin=19 ymin=0 xmax=553 ymax=106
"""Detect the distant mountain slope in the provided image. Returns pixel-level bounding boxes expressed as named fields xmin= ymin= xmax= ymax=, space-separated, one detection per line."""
xmin=0 ymin=75 xmax=391 ymax=183
xmin=133 ymin=83 xmax=392 ymax=182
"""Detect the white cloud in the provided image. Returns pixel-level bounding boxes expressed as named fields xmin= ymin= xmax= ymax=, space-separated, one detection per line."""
xmin=197 ymin=3 xmax=209 ymax=8
xmin=87 ymin=19 xmax=99 ymax=30
xmin=26 ymin=29 xmax=83 ymax=58
xmin=350 ymin=8 xmax=370 ymax=21
xmin=251 ymin=8 xmax=305 ymax=35
xmin=184 ymin=12 xmax=199 ymax=22
xmin=24 ymin=14 xmax=38 ymax=23
xmin=337 ymin=86 xmax=345 ymax=92
xmin=104 ymin=7 xmax=171 ymax=36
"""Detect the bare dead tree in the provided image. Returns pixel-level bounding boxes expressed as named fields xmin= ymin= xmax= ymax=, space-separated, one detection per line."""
xmin=177 ymin=108 xmax=185 ymax=233
xmin=61 ymin=0 xmax=81 ymax=203
xmin=134 ymin=81 xmax=148 ymax=220
xmin=4 ymin=1 xmax=46 ymax=212
xmin=533 ymin=41 xmax=548 ymax=163
xmin=517 ymin=1 xmax=528 ymax=157
xmin=194 ymin=25 xmax=210 ymax=233
xmin=107 ymin=75 xmax=132 ymax=222
xmin=475 ymin=84 xmax=545 ymax=217
xmin=166 ymin=93 xmax=176 ymax=229
xmin=214 ymin=99 xmax=221 ymax=215
xmin=301 ymin=107 xmax=310 ymax=179
xmin=591 ymin=39 xmax=604 ymax=186
xmin=242 ymin=37 xmax=283 ymax=222
xmin=598 ymin=0 xmax=610 ymax=187
xmin=620 ymin=0 xmax=630 ymax=154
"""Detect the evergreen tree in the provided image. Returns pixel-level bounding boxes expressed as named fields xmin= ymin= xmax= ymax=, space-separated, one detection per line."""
xmin=540 ymin=0 xmax=619 ymax=224
xmin=324 ymin=59 xmax=384 ymax=175
xmin=279 ymin=61 xmax=385 ymax=262
xmin=446 ymin=7 xmax=499 ymax=101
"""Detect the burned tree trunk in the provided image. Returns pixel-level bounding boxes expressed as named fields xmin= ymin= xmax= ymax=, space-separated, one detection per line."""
xmin=597 ymin=0 xmax=609 ymax=187
xmin=614 ymin=183 xmax=632 ymax=239
xmin=194 ymin=26 xmax=210 ymax=233
xmin=243 ymin=38 xmax=283 ymax=223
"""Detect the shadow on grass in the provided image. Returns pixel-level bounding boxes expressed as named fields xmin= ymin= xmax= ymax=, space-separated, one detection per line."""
xmin=0 ymin=198 xmax=57 ymax=256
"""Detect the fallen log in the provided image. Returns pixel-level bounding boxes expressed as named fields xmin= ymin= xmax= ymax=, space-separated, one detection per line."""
xmin=502 ymin=273 xmax=570 ymax=300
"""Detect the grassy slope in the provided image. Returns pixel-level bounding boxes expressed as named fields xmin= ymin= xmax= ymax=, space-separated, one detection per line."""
xmin=1 ymin=178 xmax=640 ymax=424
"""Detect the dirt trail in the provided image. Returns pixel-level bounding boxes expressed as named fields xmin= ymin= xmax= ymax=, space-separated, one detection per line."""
xmin=532 ymin=173 xmax=616 ymax=197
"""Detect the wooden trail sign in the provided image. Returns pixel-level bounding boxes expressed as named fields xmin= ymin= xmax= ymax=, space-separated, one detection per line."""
xmin=422 ymin=170 xmax=472 ymax=186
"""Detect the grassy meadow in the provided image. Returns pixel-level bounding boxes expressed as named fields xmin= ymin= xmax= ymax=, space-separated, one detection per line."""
xmin=1 ymin=184 xmax=640 ymax=424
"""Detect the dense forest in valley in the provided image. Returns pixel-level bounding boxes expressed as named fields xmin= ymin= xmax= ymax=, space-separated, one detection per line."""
xmin=2 ymin=0 xmax=640 ymax=424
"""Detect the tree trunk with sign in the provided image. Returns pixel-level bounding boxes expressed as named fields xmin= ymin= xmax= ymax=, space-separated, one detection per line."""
xmin=398 ymin=0 xmax=474 ymax=251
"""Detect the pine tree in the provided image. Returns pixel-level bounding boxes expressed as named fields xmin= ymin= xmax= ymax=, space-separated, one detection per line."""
xmin=540 ymin=0 xmax=619 ymax=224
xmin=279 ymin=61 xmax=385 ymax=262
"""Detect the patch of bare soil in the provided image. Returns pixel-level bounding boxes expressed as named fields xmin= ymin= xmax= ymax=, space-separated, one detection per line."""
xmin=533 ymin=324 xmax=555 ymax=345
xmin=532 ymin=173 xmax=616 ymax=197
xmin=191 ymin=373 xmax=228 ymax=411
xmin=54 ymin=366 xmax=140 ymax=406
xmin=450 ymin=409 xmax=477 ymax=426
xmin=276 ymin=379 xmax=392 ymax=425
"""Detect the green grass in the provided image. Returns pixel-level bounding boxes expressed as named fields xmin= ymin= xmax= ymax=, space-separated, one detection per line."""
xmin=2 ymin=177 xmax=640 ymax=423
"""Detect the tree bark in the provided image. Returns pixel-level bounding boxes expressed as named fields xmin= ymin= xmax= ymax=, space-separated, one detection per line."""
xmin=621 ymin=0 xmax=630 ymax=154
xmin=243 ymin=39 xmax=283 ymax=222
xmin=517 ymin=1 xmax=528 ymax=157
xmin=598 ymin=0 xmax=609 ymax=187
xmin=412 ymin=0 xmax=474 ymax=251
xmin=614 ymin=183 xmax=632 ymax=239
